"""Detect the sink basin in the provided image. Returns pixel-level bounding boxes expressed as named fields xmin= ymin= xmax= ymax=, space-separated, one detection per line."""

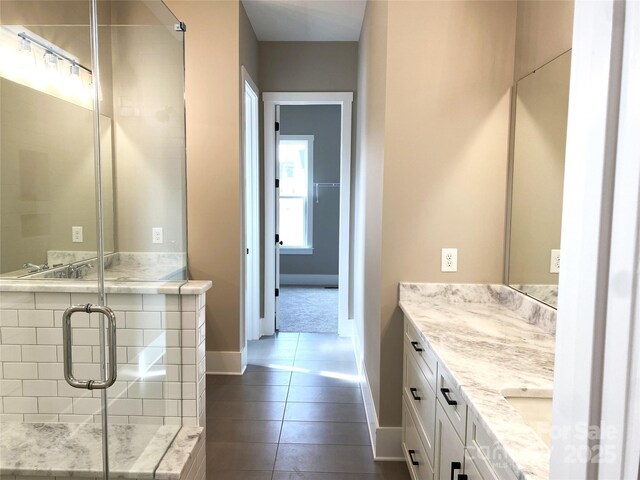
xmin=501 ymin=387 xmax=553 ymax=447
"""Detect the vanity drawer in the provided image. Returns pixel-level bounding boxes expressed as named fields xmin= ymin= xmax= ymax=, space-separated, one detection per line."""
xmin=464 ymin=450 xmax=495 ymax=480
xmin=403 ymin=398 xmax=435 ymax=480
xmin=466 ymin=414 xmax=518 ymax=480
xmin=404 ymin=351 xmax=436 ymax=464
xmin=405 ymin=317 xmax=438 ymax=391
xmin=436 ymin=366 xmax=467 ymax=443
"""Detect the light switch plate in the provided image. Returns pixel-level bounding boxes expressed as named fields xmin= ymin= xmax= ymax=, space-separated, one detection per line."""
xmin=441 ymin=248 xmax=458 ymax=272
xmin=550 ymin=249 xmax=560 ymax=273
xmin=152 ymin=227 xmax=163 ymax=244
xmin=72 ymin=226 xmax=83 ymax=243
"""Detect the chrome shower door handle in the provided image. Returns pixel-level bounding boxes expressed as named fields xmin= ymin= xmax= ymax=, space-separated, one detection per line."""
xmin=63 ymin=304 xmax=117 ymax=390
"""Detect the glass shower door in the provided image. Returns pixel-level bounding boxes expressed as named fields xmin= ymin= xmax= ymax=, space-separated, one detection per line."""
xmin=0 ymin=0 xmax=111 ymax=478
xmin=98 ymin=0 xmax=188 ymax=477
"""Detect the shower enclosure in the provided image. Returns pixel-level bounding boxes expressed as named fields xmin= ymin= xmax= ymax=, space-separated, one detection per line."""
xmin=0 ymin=1 xmax=207 ymax=478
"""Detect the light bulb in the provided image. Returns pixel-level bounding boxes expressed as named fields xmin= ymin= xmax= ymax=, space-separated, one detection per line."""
xmin=19 ymin=37 xmax=31 ymax=53
xmin=44 ymin=51 xmax=58 ymax=69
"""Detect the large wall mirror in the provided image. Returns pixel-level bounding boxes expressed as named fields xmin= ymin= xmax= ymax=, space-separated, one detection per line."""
xmin=0 ymin=78 xmax=115 ymax=277
xmin=0 ymin=18 xmax=188 ymax=282
xmin=507 ymin=50 xmax=572 ymax=308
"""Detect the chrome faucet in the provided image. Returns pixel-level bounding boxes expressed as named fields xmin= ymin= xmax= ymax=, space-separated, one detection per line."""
xmin=69 ymin=263 xmax=94 ymax=278
xmin=23 ymin=262 xmax=49 ymax=272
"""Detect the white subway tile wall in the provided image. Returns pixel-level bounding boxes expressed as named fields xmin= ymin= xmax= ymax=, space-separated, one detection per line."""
xmin=0 ymin=291 xmax=206 ymax=428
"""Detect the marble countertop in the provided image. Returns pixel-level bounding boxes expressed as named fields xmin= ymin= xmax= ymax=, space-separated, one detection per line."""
xmin=155 ymin=426 xmax=204 ymax=480
xmin=399 ymin=283 xmax=556 ymax=480
xmin=0 ymin=423 xmax=179 ymax=478
xmin=0 ymin=279 xmax=212 ymax=294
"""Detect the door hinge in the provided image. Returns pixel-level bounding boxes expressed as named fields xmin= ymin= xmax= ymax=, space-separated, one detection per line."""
xmin=246 ymin=248 xmax=249 ymax=254
xmin=275 ymin=178 xmax=280 ymax=188
xmin=174 ymin=22 xmax=186 ymax=32
xmin=275 ymin=288 xmax=280 ymax=297
xmin=275 ymin=234 xmax=279 ymax=243
xmin=275 ymin=121 xmax=280 ymax=132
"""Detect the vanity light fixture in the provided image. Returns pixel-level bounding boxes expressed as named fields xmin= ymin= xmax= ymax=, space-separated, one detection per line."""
xmin=0 ymin=26 xmax=94 ymax=107
xmin=17 ymin=30 xmax=92 ymax=76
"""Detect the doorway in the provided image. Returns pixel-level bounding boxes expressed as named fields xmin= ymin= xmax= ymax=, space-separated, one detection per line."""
xmin=263 ymin=92 xmax=353 ymax=337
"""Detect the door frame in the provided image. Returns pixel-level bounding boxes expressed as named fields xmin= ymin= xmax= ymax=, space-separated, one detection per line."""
xmin=550 ymin=0 xmax=640 ymax=477
xmin=263 ymin=92 xmax=354 ymax=337
xmin=241 ymin=66 xmax=261 ymax=342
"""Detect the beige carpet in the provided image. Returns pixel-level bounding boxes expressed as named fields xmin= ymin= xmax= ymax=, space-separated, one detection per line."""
xmin=279 ymin=286 xmax=338 ymax=333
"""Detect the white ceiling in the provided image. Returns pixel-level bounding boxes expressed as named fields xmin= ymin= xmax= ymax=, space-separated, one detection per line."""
xmin=242 ymin=0 xmax=366 ymax=42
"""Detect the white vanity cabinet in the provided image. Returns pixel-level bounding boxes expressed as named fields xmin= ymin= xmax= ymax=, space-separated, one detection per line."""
xmin=402 ymin=317 xmax=515 ymax=480
xmin=403 ymin=317 xmax=466 ymax=480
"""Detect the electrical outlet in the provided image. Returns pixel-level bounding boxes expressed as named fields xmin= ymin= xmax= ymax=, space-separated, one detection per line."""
xmin=550 ymin=249 xmax=560 ymax=273
xmin=152 ymin=227 xmax=164 ymax=244
xmin=72 ymin=226 xmax=83 ymax=243
xmin=441 ymin=248 xmax=458 ymax=272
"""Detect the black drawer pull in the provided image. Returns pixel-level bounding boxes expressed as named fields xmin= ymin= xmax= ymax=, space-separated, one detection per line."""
xmin=410 ymin=341 xmax=423 ymax=352
xmin=410 ymin=387 xmax=421 ymax=401
xmin=408 ymin=449 xmax=419 ymax=466
xmin=458 ymin=475 xmax=469 ymax=480
xmin=440 ymin=387 xmax=458 ymax=406
xmin=450 ymin=461 xmax=461 ymax=480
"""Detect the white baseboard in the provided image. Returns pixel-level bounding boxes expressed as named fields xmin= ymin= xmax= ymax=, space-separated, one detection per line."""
xmin=353 ymin=328 xmax=404 ymax=461
xmin=280 ymin=274 xmax=338 ymax=286
xmin=375 ymin=427 xmax=404 ymax=460
xmin=339 ymin=317 xmax=355 ymax=338
xmin=206 ymin=347 xmax=246 ymax=375
xmin=259 ymin=317 xmax=273 ymax=337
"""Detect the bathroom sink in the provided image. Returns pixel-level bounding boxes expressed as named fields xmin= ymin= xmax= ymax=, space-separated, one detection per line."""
xmin=500 ymin=387 xmax=553 ymax=447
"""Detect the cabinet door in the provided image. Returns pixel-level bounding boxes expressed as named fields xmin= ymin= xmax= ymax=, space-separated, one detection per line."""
xmin=435 ymin=401 xmax=465 ymax=480
xmin=403 ymin=398 xmax=435 ymax=480
xmin=462 ymin=451 xmax=485 ymax=480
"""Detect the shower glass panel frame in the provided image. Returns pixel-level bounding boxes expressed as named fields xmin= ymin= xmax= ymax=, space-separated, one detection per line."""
xmin=0 ymin=1 xmax=188 ymax=478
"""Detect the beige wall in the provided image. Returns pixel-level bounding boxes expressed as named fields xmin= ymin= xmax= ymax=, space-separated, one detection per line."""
xmin=259 ymin=42 xmax=358 ymax=92
xmin=381 ymin=0 xmax=517 ymax=425
xmin=354 ymin=0 xmax=388 ymax=421
xmin=514 ymin=0 xmax=574 ymax=80
xmin=240 ymin=2 xmax=259 ymax=84
xmin=166 ymin=0 xmax=243 ymax=352
xmin=356 ymin=0 xmax=517 ymax=427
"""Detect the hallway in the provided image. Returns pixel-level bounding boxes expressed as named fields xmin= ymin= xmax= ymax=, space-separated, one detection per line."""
xmin=206 ymin=333 xmax=410 ymax=479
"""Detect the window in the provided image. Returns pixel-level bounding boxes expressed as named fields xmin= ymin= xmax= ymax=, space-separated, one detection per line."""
xmin=278 ymin=135 xmax=313 ymax=254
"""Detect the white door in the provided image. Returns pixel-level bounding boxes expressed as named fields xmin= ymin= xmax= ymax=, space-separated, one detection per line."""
xmin=274 ymin=105 xmax=282 ymax=331
xmin=243 ymin=72 xmax=260 ymax=340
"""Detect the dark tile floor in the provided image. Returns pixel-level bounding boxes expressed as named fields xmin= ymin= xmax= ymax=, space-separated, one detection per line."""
xmin=206 ymin=332 xmax=411 ymax=479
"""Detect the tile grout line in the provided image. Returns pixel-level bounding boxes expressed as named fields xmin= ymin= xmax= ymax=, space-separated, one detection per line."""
xmin=271 ymin=331 xmax=298 ymax=476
